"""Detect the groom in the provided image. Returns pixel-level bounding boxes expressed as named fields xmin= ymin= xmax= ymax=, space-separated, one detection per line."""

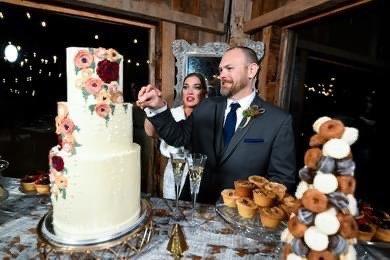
xmin=137 ymin=46 xmax=296 ymax=204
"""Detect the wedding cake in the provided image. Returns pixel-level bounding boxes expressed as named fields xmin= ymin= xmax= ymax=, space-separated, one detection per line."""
xmin=48 ymin=47 xmax=140 ymax=240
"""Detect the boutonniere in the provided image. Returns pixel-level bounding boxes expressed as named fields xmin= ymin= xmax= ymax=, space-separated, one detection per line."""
xmin=239 ymin=105 xmax=265 ymax=128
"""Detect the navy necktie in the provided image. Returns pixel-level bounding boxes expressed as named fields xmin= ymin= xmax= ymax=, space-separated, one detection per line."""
xmin=223 ymin=103 xmax=240 ymax=146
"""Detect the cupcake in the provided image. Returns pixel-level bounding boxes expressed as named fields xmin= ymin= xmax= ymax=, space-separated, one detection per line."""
xmin=253 ymin=188 xmax=276 ymax=207
xmin=34 ymin=174 xmax=50 ymax=194
xmin=236 ymin=197 xmax=257 ymax=219
xmin=248 ymin=175 xmax=268 ymax=188
xmin=234 ymin=180 xmax=255 ymax=198
xmin=221 ymin=189 xmax=238 ymax=208
xmin=21 ymin=174 xmax=39 ymax=192
xmin=260 ymin=206 xmax=285 ymax=229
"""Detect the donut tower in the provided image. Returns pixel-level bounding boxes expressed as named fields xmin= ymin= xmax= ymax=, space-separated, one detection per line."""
xmin=281 ymin=117 xmax=360 ymax=260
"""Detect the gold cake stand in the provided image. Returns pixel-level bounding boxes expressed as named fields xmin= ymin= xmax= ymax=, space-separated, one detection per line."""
xmin=37 ymin=199 xmax=153 ymax=259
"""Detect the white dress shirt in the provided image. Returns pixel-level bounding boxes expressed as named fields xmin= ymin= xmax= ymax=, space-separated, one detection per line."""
xmin=224 ymin=90 xmax=256 ymax=130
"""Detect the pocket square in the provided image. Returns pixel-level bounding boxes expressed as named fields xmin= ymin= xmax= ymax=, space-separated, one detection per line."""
xmin=244 ymin=138 xmax=264 ymax=143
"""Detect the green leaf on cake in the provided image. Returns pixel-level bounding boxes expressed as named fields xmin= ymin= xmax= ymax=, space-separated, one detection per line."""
xmin=123 ymin=104 xmax=128 ymax=113
xmin=105 ymin=117 xmax=109 ymax=127
xmin=89 ymin=104 xmax=95 ymax=115
xmin=62 ymin=189 xmax=67 ymax=199
xmin=75 ymin=126 xmax=81 ymax=132
xmin=110 ymin=104 xmax=115 ymax=115
xmin=82 ymin=88 xmax=90 ymax=101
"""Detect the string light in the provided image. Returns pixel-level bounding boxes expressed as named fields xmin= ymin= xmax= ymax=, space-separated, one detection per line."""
xmin=146 ymin=60 xmax=150 ymax=64
xmin=26 ymin=12 xmax=31 ymax=19
xmin=53 ymin=55 xmax=57 ymax=63
xmin=136 ymin=62 xmax=140 ymax=66
xmin=94 ymin=34 xmax=99 ymax=40
xmin=0 ymin=12 xmax=4 ymax=19
xmin=127 ymin=59 xmax=131 ymax=63
xmin=41 ymin=21 xmax=47 ymax=27
xmin=133 ymin=39 xmax=138 ymax=44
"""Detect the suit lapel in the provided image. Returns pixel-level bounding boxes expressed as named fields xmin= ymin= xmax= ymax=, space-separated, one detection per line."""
xmin=214 ymin=99 xmax=226 ymax=163
xmin=220 ymin=96 xmax=265 ymax=164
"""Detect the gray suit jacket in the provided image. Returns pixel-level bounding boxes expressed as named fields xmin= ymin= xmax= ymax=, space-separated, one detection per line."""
xmin=149 ymin=95 xmax=296 ymax=203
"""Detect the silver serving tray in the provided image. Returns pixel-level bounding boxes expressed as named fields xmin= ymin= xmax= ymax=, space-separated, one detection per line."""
xmin=359 ymin=239 xmax=390 ymax=248
xmin=40 ymin=199 xmax=150 ymax=246
xmin=215 ymin=198 xmax=286 ymax=242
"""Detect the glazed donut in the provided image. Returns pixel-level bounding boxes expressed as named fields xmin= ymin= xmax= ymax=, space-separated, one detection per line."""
xmin=301 ymin=189 xmax=328 ymax=213
xmin=337 ymin=213 xmax=359 ymax=239
xmin=297 ymin=208 xmax=314 ymax=225
xmin=307 ymin=250 xmax=336 ymax=260
xmin=304 ymin=148 xmax=322 ymax=169
xmin=317 ymin=156 xmax=336 ymax=173
xmin=299 ymin=167 xmax=315 ymax=183
xmin=337 ymin=176 xmax=356 ymax=194
xmin=291 ymin=238 xmax=309 ymax=257
xmin=309 ymin=134 xmax=327 ymax=147
xmin=319 ymin=119 xmax=345 ymax=139
xmin=328 ymin=234 xmax=348 ymax=255
xmin=328 ymin=192 xmax=349 ymax=214
xmin=336 ymin=158 xmax=355 ymax=176
xmin=288 ymin=216 xmax=308 ymax=238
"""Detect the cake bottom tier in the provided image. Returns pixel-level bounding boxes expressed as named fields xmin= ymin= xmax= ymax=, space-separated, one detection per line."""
xmin=51 ymin=144 xmax=141 ymax=240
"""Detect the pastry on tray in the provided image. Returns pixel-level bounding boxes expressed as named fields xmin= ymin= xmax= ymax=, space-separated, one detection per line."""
xmin=236 ymin=197 xmax=257 ymax=219
xmin=221 ymin=189 xmax=238 ymax=208
xmin=21 ymin=174 xmax=40 ymax=192
xmin=34 ymin=174 xmax=51 ymax=194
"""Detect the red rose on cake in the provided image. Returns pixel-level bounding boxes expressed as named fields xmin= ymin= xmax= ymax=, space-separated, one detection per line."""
xmin=96 ymin=59 xmax=119 ymax=83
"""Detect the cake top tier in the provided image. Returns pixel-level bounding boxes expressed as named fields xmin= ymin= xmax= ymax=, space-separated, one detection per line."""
xmin=66 ymin=47 xmax=124 ymax=106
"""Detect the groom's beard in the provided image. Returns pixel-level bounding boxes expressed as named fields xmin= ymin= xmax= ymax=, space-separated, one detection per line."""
xmin=220 ymin=79 xmax=246 ymax=97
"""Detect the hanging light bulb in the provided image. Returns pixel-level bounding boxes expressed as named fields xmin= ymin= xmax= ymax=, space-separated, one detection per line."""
xmin=4 ymin=44 xmax=18 ymax=63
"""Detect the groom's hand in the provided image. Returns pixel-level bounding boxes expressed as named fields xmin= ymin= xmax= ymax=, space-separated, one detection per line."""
xmin=137 ymin=84 xmax=165 ymax=109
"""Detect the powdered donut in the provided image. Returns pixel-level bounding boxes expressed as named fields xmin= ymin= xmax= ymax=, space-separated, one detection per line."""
xmin=341 ymin=127 xmax=359 ymax=145
xmin=297 ymin=208 xmax=314 ymax=225
xmin=295 ymin=181 xmax=309 ymax=199
xmin=304 ymin=148 xmax=322 ymax=169
xmin=328 ymin=192 xmax=349 ymax=214
xmin=302 ymin=189 xmax=328 ymax=213
xmin=288 ymin=215 xmax=308 ymax=238
xmin=313 ymin=172 xmax=338 ymax=194
xmin=315 ymin=210 xmax=340 ymax=235
xmin=328 ymin=234 xmax=348 ymax=255
xmin=339 ymin=245 xmax=357 ymax=260
xmin=319 ymin=119 xmax=345 ymax=139
xmin=346 ymin=194 xmax=358 ymax=216
xmin=291 ymin=238 xmax=309 ymax=257
xmin=322 ymin=139 xmax=350 ymax=159
xmin=304 ymin=226 xmax=329 ymax=251
xmin=317 ymin=156 xmax=336 ymax=173
xmin=337 ymin=213 xmax=358 ymax=239
xmin=281 ymin=227 xmax=294 ymax=243
xmin=337 ymin=176 xmax=356 ymax=194
xmin=313 ymin=116 xmax=331 ymax=133
xmin=309 ymin=134 xmax=327 ymax=147
xmin=286 ymin=253 xmax=304 ymax=260
xmin=307 ymin=250 xmax=336 ymax=260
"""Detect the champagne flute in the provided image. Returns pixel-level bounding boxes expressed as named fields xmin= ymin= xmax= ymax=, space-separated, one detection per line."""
xmin=186 ymin=153 xmax=207 ymax=226
xmin=170 ymin=149 xmax=187 ymax=221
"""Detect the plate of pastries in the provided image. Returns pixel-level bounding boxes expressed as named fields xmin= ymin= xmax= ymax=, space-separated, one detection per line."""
xmin=356 ymin=202 xmax=390 ymax=247
xmin=20 ymin=170 xmax=50 ymax=195
xmin=217 ymin=175 xmax=299 ymax=235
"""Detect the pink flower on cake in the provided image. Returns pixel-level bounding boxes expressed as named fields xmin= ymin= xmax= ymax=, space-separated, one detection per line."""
xmin=94 ymin=47 xmax=107 ymax=59
xmin=55 ymin=175 xmax=68 ymax=189
xmin=57 ymin=102 xmax=68 ymax=118
xmin=62 ymin=134 xmax=75 ymax=153
xmin=74 ymin=50 xmax=94 ymax=69
xmin=51 ymin=184 xmax=59 ymax=197
xmin=96 ymin=59 xmax=119 ymax=83
xmin=84 ymin=77 xmax=103 ymax=95
xmin=75 ymin=68 xmax=94 ymax=88
xmin=106 ymin=48 xmax=122 ymax=62
xmin=110 ymin=91 xmax=123 ymax=104
xmin=95 ymin=103 xmax=111 ymax=118
xmin=108 ymin=81 xmax=119 ymax=92
xmin=59 ymin=118 xmax=75 ymax=135
xmin=51 ymin=155 xmax=64 ymax=171
xmin=96 ymin=88 xmax=111 ymax=104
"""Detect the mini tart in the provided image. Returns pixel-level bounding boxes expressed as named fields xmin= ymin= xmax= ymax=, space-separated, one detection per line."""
xmin=281 ymin=196 xmax=302 ymax=216
xmin=234 ymin=180 xmax=255 ymax=198
xmin=358 ymin=222 xmax=376 ymax=241
xmin=21 ymin=175 xmax=38 ymax=192
xmin=236 ymin=197 xmax=257 ymax=219
xmin=34 ymin=175 xmax=50 ymax=194
xmin=260 ymin=206 xmax=284 ymax=229
xmin=264 ymin=181 xmax=287 ymax=201
xmin=248 ymin=175 xmax=268 ymax=188
xmin=374 ymin=220 xmax=390 ymax=242
xmin=252 ymin=188 xmax=276 ymax=207
xmin=221 ymin=189 xmax=238 ymax=208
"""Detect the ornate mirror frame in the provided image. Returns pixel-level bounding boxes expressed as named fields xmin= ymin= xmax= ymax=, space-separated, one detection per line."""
xmin=172 ymin=39 xmax=265 ymax=106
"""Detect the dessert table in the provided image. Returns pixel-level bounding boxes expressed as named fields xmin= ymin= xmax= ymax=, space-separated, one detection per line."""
xmin=0 ymin=177 xmax=388 ymax=259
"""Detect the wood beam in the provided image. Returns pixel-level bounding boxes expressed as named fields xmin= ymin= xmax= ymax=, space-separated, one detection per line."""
xmin=5 ymin=0 xmax=225 ymax=33
xmin=244 ymin=0 xmax=370 ymax=33
xmin=160 ymin=21 xmax=176 ymax=107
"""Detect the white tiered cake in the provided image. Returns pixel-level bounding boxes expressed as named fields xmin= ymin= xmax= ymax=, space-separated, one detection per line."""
xmin=48 ymin=47 xmax=140 ymax=240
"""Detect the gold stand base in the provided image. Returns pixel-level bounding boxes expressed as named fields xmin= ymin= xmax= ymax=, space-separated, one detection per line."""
xmin=37 ymin=199 xmax=153 ymax=259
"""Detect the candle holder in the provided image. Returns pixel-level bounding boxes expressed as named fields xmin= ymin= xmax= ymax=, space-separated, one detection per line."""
xmin=167 ymin=223 xmax=188 ymax=259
